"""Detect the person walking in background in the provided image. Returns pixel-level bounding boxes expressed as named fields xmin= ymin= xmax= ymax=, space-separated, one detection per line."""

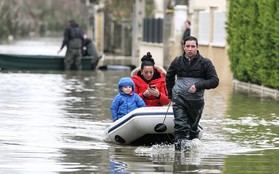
xmin=182 ymin=20 xmax=191 ymax=42
xmin=57 ymin=19 xmax=84 ymax=70
xmin=111 ymin=77 xmax=146 ymax=121
xmin=131 ymin=52 xmax=170 ymax=107
xmin=166 ymin=36 xmax=219 ymax=151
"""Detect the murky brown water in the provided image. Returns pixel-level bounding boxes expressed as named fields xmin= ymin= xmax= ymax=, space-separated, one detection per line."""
xmin=0 ymin=38 xmax=278 ymax=173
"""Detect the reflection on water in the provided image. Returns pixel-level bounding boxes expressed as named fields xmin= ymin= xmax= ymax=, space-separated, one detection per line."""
xmin=0 ymin=38 xmax=279 ymax=173
xmin=223 ymin=149 xmax=279 ymax=174
xmin=0 ymin=37 xmax=66 ymax=55
xmin=0 ymin=70 xmax=278 ymax=173
xmin=0 ymin=71 xmax=126 ymax=173
xmin=224 ymin=92 xmax=279 ymax=150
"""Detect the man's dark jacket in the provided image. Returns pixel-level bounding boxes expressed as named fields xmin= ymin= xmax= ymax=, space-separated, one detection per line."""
xmin=60 ymin=23 xmax=83 ymax=50
xmin=166 ymin=51 xmax=219 ymax=100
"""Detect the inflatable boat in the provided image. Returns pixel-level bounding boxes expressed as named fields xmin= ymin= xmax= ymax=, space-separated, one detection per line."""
xmin=103 ymin=106 xmax=203 ymax=146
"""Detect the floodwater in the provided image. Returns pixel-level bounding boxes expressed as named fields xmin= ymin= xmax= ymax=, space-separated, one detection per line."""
xmin=0 ymin=38 xmax=279 ymax=174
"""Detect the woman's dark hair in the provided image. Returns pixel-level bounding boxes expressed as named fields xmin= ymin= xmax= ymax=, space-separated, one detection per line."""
xmin=141 ymin=52 xmax=155 ymax=70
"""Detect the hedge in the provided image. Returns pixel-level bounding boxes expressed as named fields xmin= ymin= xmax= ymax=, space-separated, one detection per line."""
xmin=227 ymin=0 xmax=279 ymax=88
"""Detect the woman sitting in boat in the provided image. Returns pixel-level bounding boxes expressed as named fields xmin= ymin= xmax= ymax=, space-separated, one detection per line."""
xmin=131 ymin=52 xmax=170 ymax=106
xmin=111 ymin=77 xmax=146 ymax=121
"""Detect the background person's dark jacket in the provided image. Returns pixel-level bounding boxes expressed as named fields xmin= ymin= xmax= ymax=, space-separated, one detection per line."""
xmin=60 ymin=23 xmax=84 ymax=50
xmin=182 ymin=28 xmax=191 ymax=41
xmin=82 ymin=38 xmax=99 ymax=58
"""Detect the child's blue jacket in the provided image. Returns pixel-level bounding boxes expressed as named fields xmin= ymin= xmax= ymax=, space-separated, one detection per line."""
xmin=111 ymin=77 xmax=146 ymax=121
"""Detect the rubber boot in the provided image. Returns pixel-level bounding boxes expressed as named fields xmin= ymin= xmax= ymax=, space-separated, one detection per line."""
xmin=174 ymin=141 xmax=181 ymax=151
xmin=174 ymin=130 xmax=190 ymax=151
xmin=179 ymin=139 xmax=191 ymax=151
xmin=190 ymin=129 xmax=200 ymax=140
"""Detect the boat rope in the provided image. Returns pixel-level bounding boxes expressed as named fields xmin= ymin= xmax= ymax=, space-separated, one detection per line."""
xmin=154 ymin=101 xmax=172 ymax=133
xmin=162 ymin=101 xmax=172 ymax=124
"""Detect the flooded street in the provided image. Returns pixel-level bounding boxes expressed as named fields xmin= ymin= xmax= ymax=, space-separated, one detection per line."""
xmin=0 ymin=39 xmax=279 ymax=173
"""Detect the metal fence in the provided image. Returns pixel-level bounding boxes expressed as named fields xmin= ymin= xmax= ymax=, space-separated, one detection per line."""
xmin=143 ymin=18 xmax=163 ymax=43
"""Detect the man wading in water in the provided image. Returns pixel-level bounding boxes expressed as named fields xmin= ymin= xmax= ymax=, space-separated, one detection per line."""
xmin=58 ymin=20 xmax=84 ymax=70
xmin=166 ymin=36 xmax=219 ymax=151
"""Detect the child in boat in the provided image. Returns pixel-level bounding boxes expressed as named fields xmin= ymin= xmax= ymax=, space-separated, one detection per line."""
xmin=111 ymin=77 xmax=146 ymax=121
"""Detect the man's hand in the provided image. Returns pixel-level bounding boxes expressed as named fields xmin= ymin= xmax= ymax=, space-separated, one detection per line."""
xmin=188 ymin=85 xmax=197 ymax=93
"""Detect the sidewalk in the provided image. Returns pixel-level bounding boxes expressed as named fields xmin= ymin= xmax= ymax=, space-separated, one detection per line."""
xmin=96 ymin=54 xmax=137 ymax=70
xmin=233 ymin=79 xmax=279 ymax=101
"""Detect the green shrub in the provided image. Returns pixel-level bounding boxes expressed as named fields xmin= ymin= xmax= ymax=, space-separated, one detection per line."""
xmin=227 ymin=0 xmax=279 ymax=88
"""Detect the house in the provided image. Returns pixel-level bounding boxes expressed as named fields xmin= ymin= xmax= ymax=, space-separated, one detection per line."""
xmin=138 ymin=0 xmax=232 ymax=85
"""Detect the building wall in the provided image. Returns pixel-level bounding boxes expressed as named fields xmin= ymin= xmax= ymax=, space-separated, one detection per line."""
xmin=139 ymin=1 xmax=232 ymax=85
xmin=189 ymin=0 xmax=227 ymax=12
xmin=138 ymin=42 xmax=164 ymax=67
xmin=95 ymin=12 xmax=104 ymax=56
xmin=199 ymin=45 xmax=232 ymax=85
